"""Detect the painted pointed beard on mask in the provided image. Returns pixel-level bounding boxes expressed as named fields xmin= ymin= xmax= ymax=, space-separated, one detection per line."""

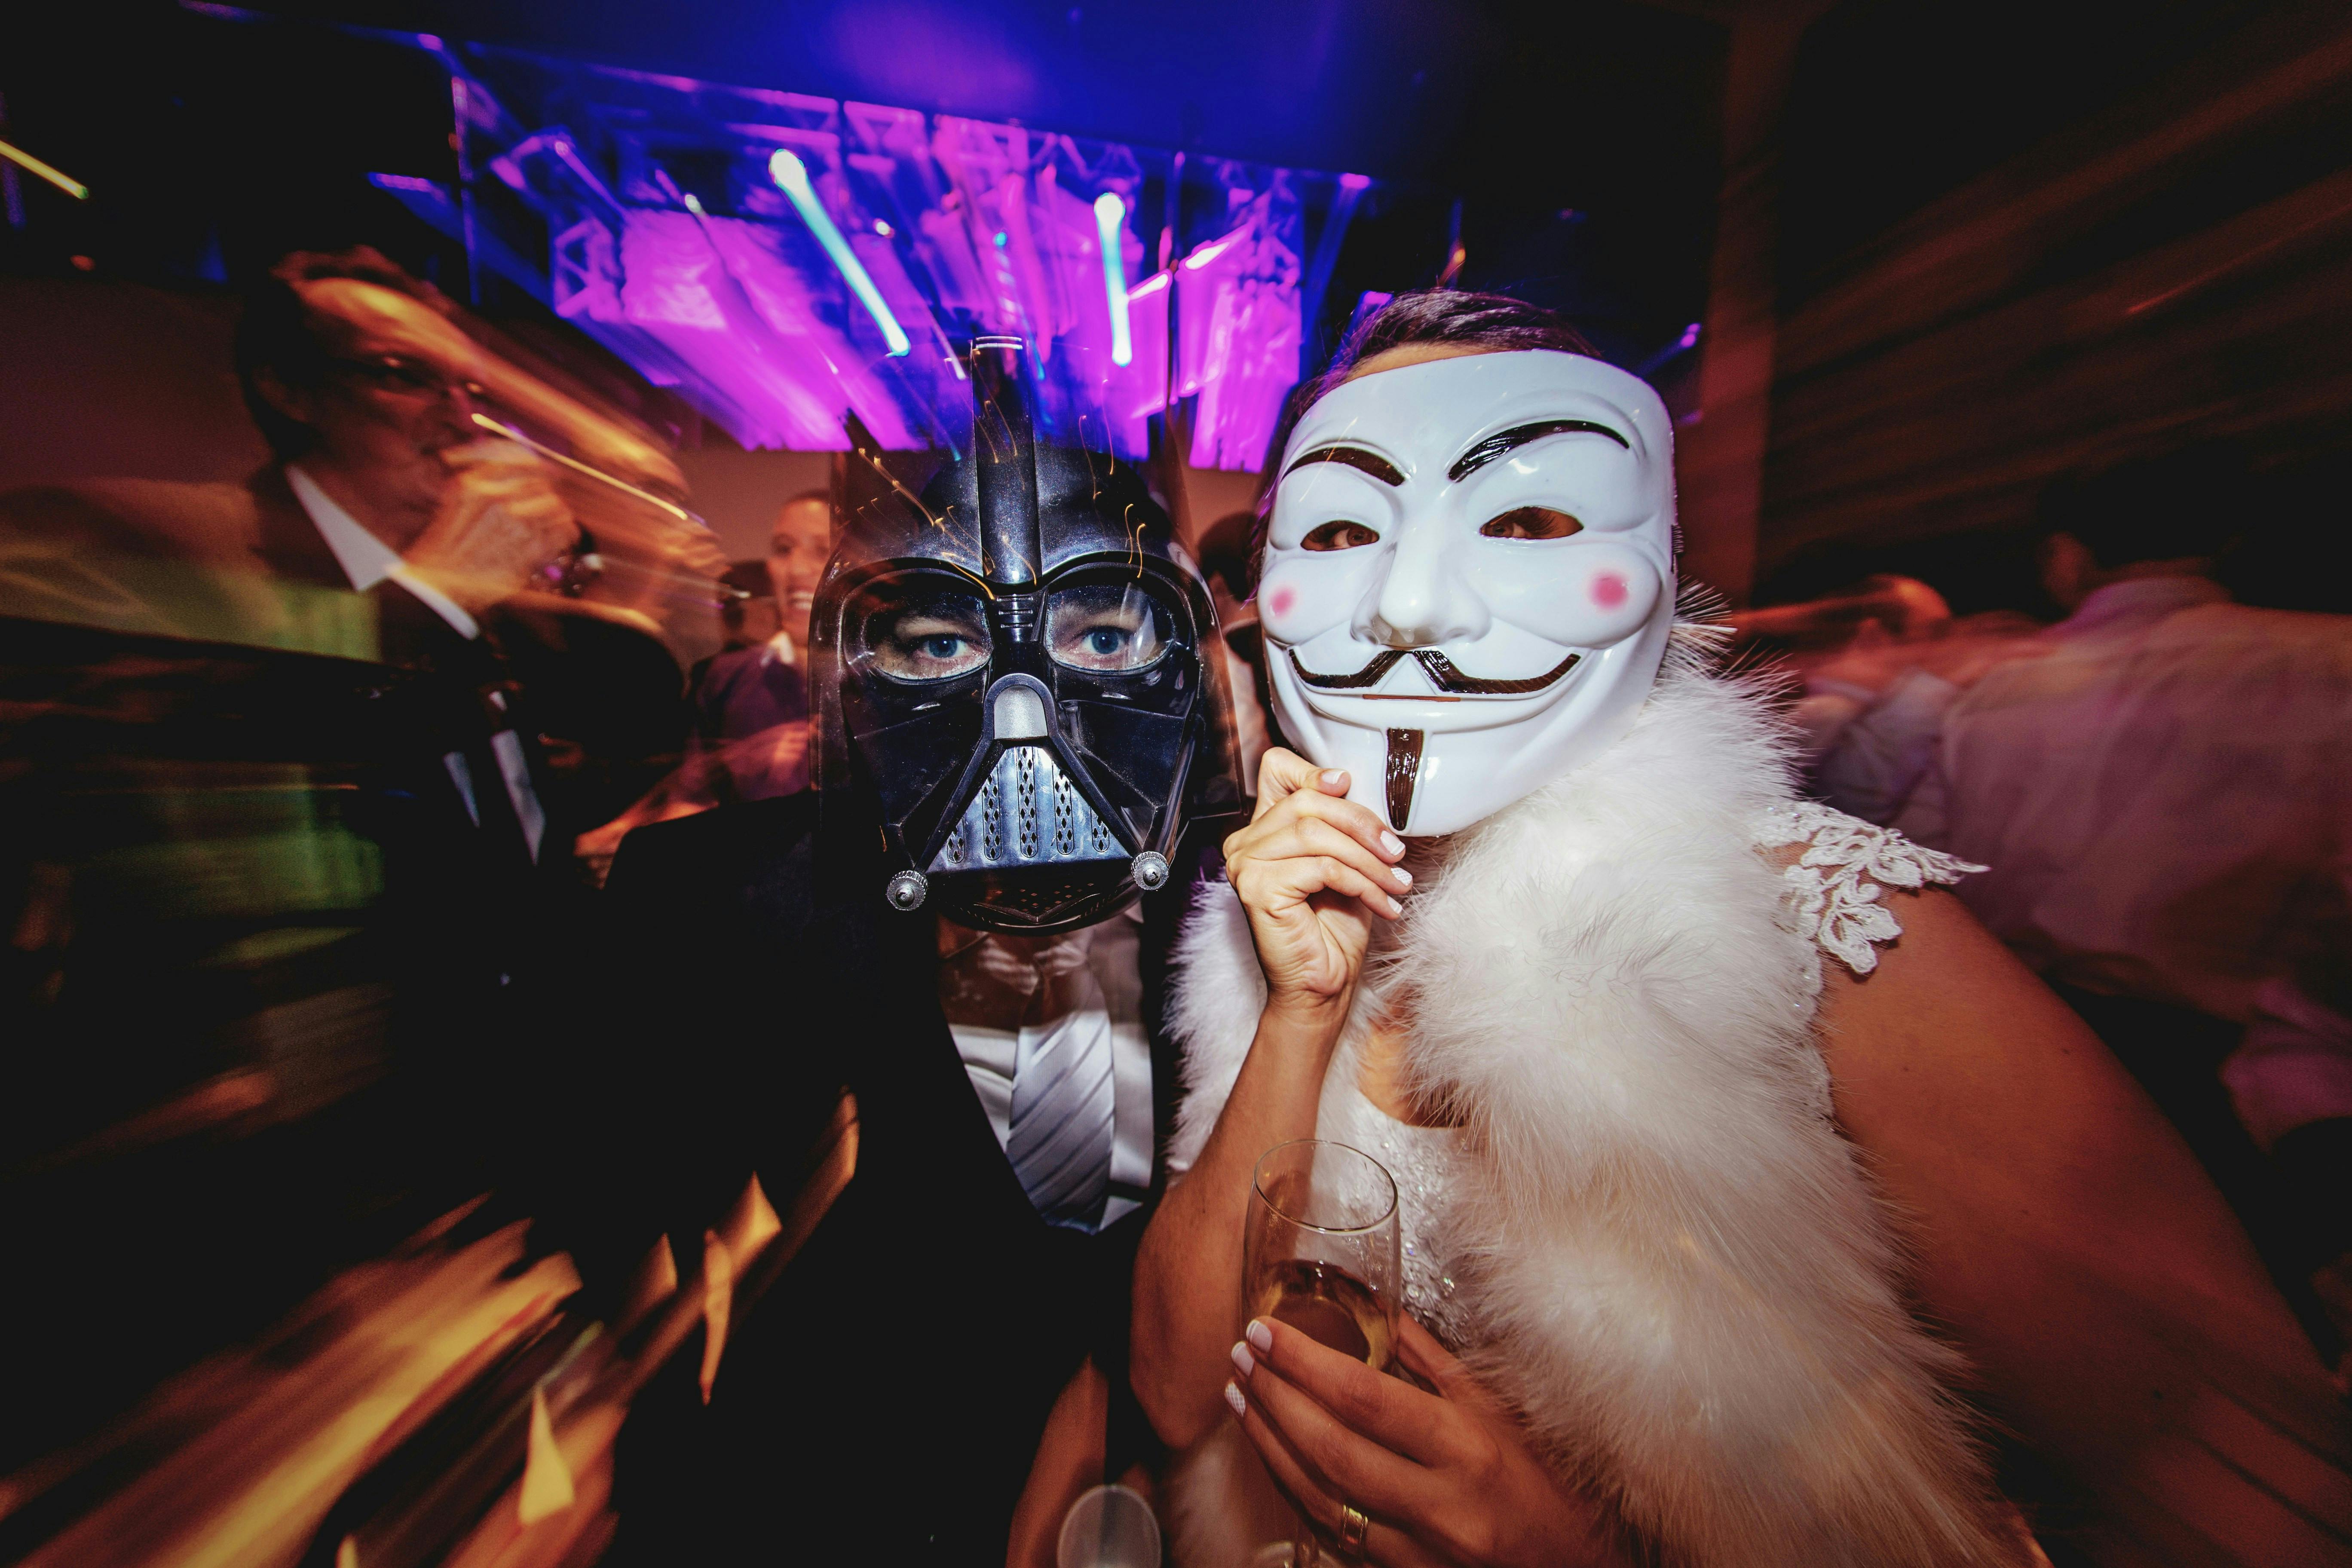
xmin=1256 ymin=349 xmax=1678 ymax=836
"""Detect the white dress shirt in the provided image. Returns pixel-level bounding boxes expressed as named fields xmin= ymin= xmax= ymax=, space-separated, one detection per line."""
xmin=285 ymin=464 xmax=545 ymax=860
xmin=946 ymin=907 xmax=1156 ymax=1232
xmin=286 ymin=464 xmax=478 ymax=637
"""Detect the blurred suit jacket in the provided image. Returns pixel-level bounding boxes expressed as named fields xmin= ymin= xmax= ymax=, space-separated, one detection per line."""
xmin=0 ymin=460 xmax=697 ymax=812
xmin=0 ymin=466 xmax=408 ymax=658
xmin=0 ymin=467 xmax=649 ymax=1187
xmin=569 ymin=793 xmax=1205 ymax=1564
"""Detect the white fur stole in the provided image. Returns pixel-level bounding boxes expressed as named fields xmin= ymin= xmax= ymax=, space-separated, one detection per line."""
xmin=1164 ymin=665 xmax=2013 ymax=1567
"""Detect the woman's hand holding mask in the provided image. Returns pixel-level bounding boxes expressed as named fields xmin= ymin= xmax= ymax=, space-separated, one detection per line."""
xmin=1222 ymin=747 xmax=1412 ymax=1023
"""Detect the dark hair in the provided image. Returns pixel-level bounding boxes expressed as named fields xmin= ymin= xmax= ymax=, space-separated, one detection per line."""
xmin=1246 ymin=290 xmax=1603 ymax=589
xmin=234 ymin=246 xmax=450 ymax=460
xmin=2039 ymin=445 xmax=2248 ymax=570
xmin=770 ymin=489 xmax=835 ymax=546
xmin=717 ymin=558 xmax=770 ymax=633
xmin=1194 ymin=509 xmax=1259 ymax=602
xmin=1305 ymin=289 xmax=1599 ymax=408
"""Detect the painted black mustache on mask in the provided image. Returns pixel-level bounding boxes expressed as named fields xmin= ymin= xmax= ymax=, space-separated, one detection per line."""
xmin=1287 ymin=645 xmax=1583 ymax=696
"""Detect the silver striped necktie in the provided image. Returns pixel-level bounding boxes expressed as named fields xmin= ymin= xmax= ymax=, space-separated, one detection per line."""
xmin=1004 ymin=998 xmax=1115 ymax=1233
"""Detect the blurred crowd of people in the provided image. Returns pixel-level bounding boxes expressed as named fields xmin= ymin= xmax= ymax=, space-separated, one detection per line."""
xmin=1758 ymin=449 xmax=2352 ymax=1363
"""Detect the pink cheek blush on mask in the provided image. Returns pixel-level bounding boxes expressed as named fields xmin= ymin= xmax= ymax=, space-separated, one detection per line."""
xmin=1260 ymin=348 xmax=1678 ymax=838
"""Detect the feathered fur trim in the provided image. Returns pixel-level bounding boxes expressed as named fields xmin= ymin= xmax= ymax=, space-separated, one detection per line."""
xmin=1165 ymin=662 xmax=2014 ymax=1566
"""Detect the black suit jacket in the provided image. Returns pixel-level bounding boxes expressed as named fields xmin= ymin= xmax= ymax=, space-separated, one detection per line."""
xmin=0 ymin=467 xmax=646 ymax=1186
xmin=565 ymin=793 xmax=1213 ymax=1563
xmin=0 ymin=466 xmax=386 ymax=651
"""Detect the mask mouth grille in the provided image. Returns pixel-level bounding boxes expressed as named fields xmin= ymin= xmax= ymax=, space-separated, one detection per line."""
xmin=967 ymin=872 xmax=1110 ymax=922
xmin=932 ymin=745 xmax=1124 ymax=873
xmin=1017 ymin=749 xmax=1041 ymax=858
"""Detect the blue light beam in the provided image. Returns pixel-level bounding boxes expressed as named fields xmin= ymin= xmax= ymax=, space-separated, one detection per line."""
xmin=769 ymin=148 xmax=910 ymax=358
xmin=1093 ymin=191 xmax=1134 ymax=368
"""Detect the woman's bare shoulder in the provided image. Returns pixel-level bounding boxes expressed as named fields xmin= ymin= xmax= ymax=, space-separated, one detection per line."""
xmin=1749 ymin=808 xmax=2092 ymax=1135
xmin=1813 ymin=875 xmax=2191 ymax=1197
xmin=1813 ymin=878 xmax=2320 ymax=1365
xmin=1814 ymin=880 xmax=2345 ymax=1521
xmin=1816 ymin=880 xmax=2084 ymax=1082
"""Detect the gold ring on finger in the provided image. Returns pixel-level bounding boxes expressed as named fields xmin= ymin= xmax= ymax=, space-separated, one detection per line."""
xmin=1338 ymin=1501 xmax=1370 ymax=1556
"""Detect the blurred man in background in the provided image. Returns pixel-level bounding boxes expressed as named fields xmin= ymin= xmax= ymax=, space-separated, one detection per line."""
xmin=572 ymin=491 xmax=830 ymax=882
xmin=1818 ymin=450 xmax=2352 ymax=1353
xmin=1191 ymin=509 xmax=1271 ymax=792
xmin=686 ymin=489 xmax=827 ymax=799
xmin=0 ymin=246 xmax=701 ymax=861
xmin=1792 ymin=580 xmax=2043 ymax=812
xmin=0 ymin=248 xmax=711 ymax=1457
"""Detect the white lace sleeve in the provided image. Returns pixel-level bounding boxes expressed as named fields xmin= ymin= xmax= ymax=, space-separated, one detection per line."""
xmin=1756 ymin=801 xmax=1984 ymax=976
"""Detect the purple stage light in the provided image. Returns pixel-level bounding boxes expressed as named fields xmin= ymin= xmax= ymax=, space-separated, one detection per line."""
xmin=1094 ymin=192 xmax=1133 ymax=368
xmin=1177 ymin=185 xmax=1302 ymax=471
xmin=769 ymin=147 xmax=913 ymax=357
xmin=368 ymin=42 xmax=1368 ymax=466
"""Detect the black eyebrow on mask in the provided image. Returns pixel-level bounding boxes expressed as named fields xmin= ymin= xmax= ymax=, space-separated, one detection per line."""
xmin=1446 ymin=419 xmax=1629 ymax=483
xmin=1284 ymin=444 xmax=1407 ymax=487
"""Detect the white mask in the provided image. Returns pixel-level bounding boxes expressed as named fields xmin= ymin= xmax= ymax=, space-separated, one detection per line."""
xmin=1258 ymin=349 xmax=1676 ymax=836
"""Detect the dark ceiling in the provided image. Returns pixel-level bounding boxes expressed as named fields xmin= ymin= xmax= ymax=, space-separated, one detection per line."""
xmin=1777 ymin=0 xmax=2304 ymax=309
xmin=3 ymin=0 xmax=1729 ymax=360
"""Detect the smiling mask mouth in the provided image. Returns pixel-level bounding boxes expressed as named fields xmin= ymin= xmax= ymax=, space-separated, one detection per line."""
xmin=1287 ymin=645 xmax=1582 ymax=697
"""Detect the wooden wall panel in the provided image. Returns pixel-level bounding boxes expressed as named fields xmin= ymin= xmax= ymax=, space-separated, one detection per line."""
xmin=1754 ymin=6 xmax=2352 ymax=579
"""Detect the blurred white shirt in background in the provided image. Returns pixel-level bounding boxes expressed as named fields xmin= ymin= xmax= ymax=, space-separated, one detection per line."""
xmin=1822 ymin=576 xmax=2352 ymax=1139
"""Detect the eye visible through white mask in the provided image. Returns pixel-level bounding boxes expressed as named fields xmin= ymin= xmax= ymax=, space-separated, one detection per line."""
xmin=1257 ymin=349 xmax=1677 ymax=836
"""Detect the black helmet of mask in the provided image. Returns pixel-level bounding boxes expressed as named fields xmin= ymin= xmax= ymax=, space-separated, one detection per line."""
xmin=808 ymin=338 xmax=1244 ymax=933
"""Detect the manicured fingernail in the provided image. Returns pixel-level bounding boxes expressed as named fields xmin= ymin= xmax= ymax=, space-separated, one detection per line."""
xmin=1246 ymin=1317 xmax=1274 ymax=1354
xmin=1380 ymin=831 xmax=1404 ymax=857
xmin=1386 ymin=896 xmax=1403 ymax=915
xmin=1390 ymin=864 xmax=1412 ymax=886
xmin=1320 ymin=769 xmax=1348 ymax=790
xmin=1225 ymin=1380 xmax=1247 ymax=1417
xmin=1231 ymin=1340 xmax=1256 ymax=1377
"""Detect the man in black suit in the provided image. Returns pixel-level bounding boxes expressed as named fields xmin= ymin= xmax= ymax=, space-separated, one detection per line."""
xmin=0 ymin=252 xmax=718 ymax=1455
xmin=570 ymin=344 xmax=1241 ymax=1561
xmin=0 ymin=246 xmax=704 ymax=855
xmin=0 ymin=251 xmax=707 ymax=1210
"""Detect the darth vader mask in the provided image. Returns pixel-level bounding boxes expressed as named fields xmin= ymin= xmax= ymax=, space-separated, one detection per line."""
xmin=1257 ymin=349 xmax=1678 ymax=836
xmin=810 ymin=339 xmax=1242 ymax=932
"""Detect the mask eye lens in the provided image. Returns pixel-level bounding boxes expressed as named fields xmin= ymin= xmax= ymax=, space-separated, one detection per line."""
xmin=1480 ymin=507 xmax=1583 ymax=540
xmin=1045 ymin=583 xmax=1170 ymax=673
xmin=1301 ymin=521 xmax=1379 ymax=551
xmin=851 ymin=585 xmax=991 ymax=681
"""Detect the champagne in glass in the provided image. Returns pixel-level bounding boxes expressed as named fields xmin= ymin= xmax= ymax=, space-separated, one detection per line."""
xmin=1243 ymin=1140 xmax=1400 ymax=1371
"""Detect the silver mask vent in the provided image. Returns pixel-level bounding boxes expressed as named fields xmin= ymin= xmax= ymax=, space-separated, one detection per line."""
xmin=930 ymin=745 xmax=1126 ymax=873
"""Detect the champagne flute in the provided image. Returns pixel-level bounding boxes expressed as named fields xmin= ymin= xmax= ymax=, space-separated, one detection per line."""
xmin=1243 ymin=1139 xmax=1401 ymax=1371
xmin=1243 ymin=1140 xmax=1400 ymax=1565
